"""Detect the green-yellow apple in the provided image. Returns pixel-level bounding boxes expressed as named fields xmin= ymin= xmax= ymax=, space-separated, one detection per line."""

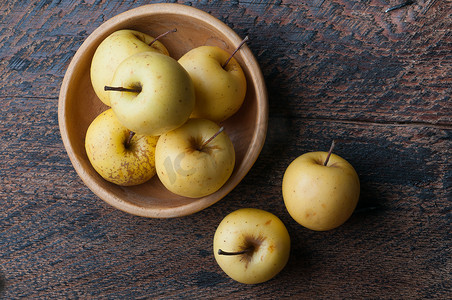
xmin=85 ymin=108 xmax=159 ymax=186
xmin=213 ymin=208 xmax=291 ymax=284
xmin=282 ymin=142 xmax=360 ymax=231
xmin=155 ymin=118 xmax=235 ymax=198
xmin=90 ymin=29 xmax=171 ymax=106
xmin=107 ymin=51 xmax=195 ymax=136
xmin=178 ymin=45 xmax=247 ymax=122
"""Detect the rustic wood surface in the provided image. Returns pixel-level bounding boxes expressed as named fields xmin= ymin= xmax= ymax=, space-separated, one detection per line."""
xmin=0 ymin=0 xmax=450 ymax=299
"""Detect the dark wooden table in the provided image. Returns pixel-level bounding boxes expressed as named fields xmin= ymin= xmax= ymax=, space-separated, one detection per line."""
xmin=1 ymin=0 xmax=450 ymax=298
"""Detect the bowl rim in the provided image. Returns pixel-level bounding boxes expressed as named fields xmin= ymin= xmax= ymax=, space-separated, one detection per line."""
xmin=58 ymin=3 xmax=268 ymax=218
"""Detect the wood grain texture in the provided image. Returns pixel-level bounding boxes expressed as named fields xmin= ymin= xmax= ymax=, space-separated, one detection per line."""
xmin=0 ymin=0 xmax=450 ymax=299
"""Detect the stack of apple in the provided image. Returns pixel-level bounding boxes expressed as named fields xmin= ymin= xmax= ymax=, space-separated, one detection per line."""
xmin=85 ymin=29 xmax=247 ymax=198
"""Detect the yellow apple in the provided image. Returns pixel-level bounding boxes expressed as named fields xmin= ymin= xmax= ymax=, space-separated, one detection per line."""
xmin=282 ymin=146 xmax=360 ymax=231
xmin=155 ymin=118 xmax=235 ymax=198
xmin=85 ymin=109 xmax=158 ymax=186
xmin=108 ymin=51 xmax=195 ymax=136
xmin=178 ymin=45 xmax=247 ymax=122
xmin=90 ymin=29 xmax=170 ymax=106
xmin=213 ymin=208 xmax=291 ymax=284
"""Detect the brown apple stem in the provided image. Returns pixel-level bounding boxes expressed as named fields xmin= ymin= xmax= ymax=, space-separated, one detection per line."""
xmin=125 ymin=131 xmax=135 ymax=149
xmin=222 ymin=35 xmax=249 ymax=69
xmin=324 ymin=140 xmax=336 ymax=166
xmin=149 ymin=28 xmax=177 ymax=47
xmin=218 ymin=248 xmax=253 ymax=256
xmin=104 ymin=86 xmax=141 ymax=93
xmin=199 ymin=127 xmax=224 ymax=150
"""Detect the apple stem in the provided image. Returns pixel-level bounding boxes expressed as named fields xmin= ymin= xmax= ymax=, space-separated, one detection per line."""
xmin=125 ymin=131 xmax=135 ymax=149
xmin=149 ymin=28 xmax=177 ymax=47
xmin=218 ymin=248 xmax=253 ymax=256
xmin=199 ymin=127 xmax=224 ymax=150
xmin=324 ymin=140 xmax=336 ymax=166
xmin=104 ymin=86 xmax=142 ymax=93
xmin=222 ymin=35 xmax=249 ymax=69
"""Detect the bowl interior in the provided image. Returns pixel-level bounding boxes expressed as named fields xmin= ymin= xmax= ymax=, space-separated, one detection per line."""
xmin=58 ymin=4 xmax=267 ymax=218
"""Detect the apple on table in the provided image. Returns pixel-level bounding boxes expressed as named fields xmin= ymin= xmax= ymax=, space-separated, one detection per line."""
xmin=282 ymin=141 xmax=360 ymax=231
xmin=90 ymin=29 xmax=174 ymax=107
xmin=213 ymin=208 xmax=291 ymax=284
xmin=84 ymin=108 xmax=159 ymax=186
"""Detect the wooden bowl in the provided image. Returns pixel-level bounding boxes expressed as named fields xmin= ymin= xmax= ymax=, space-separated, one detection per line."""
xmin=58 ymin=4 xmax=268 ymax=218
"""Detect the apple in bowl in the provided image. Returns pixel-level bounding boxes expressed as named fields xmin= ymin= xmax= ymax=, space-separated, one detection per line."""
xmin=178 ymin=44 xmax=247 ymax=123
xmin=58 ymin=4 xmax=268 ymax=218
xmin=85 ymin=109 xmax=158 ymax=186
xmin=108 ymin=51 xmax=195 ymax=137
xmin=90 ymin=29 xmax=171 ymax=107
xmin=155 ymin=118 xmax=235 ymax=198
